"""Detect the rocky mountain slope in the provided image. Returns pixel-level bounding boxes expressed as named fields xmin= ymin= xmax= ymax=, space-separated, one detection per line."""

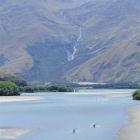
xmin=0 ymin=0 xmax=140 ymax=83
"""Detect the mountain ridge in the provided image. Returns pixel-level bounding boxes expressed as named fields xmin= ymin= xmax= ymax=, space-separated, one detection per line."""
xmin=0 ymin=0 xmax=140 ymax=83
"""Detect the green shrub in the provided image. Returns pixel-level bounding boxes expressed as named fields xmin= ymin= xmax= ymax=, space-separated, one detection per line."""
xmin=21 ymin=84 xmax=74 ymax=93
xmin=21 ymin=86 xmax=35 ymax=93
xmin=0 ymin=81 xmax=20 ymax=96
xmin=47 ymin=85 xmax=74 ymax=92
xmin=133 ymin=90 xmax=140 ymax=100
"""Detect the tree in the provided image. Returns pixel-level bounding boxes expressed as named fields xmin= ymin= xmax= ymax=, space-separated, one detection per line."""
xmin=133 ymin=90 xmax=140 ymax=100
xmin=0 ymin=81 xmax=20 ymax=96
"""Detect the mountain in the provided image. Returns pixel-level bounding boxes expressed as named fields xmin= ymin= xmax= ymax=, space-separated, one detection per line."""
xmin=0 ymin=0 xmax=140 ymax=83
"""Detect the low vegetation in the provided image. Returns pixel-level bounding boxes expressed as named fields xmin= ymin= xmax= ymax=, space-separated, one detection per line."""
xmin=132 ymin=90 xmax=140 ymax=100
xmin=0 ymin=81 xmax=20 ymax=96
xmin=0 ymin=71 xmax=75 ymax=96
xmin=21 ymin=85 xmax=74 ymax=93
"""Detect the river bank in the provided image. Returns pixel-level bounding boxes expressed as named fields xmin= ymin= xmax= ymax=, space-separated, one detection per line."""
xmin=0 ymin=96 xmax=42 ymax=102
xmin=118 ymin=104 xmax=140 ymax=140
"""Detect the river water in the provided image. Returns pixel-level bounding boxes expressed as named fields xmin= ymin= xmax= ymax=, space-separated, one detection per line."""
xmin=0 ymin=89 xmax=138 ymax=140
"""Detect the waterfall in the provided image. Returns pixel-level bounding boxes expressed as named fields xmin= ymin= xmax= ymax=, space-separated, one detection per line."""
xmin=68 ymin=27 xmax=82 ymax=61
xmin=60 ymin=11 xmax=82 ymax=61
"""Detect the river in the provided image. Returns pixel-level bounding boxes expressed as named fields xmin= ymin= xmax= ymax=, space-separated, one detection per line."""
xmin=0 ymin=89 xmax=138 ymax=140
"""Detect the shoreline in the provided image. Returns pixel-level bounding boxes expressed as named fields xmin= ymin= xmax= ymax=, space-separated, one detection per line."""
xmin=118 ymin=104 xmax=140 ymax=140
xmin=0 ymin=96 xmax=42 ymax=103
xmin=74 ymin=89 xmax=135 ymax=96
